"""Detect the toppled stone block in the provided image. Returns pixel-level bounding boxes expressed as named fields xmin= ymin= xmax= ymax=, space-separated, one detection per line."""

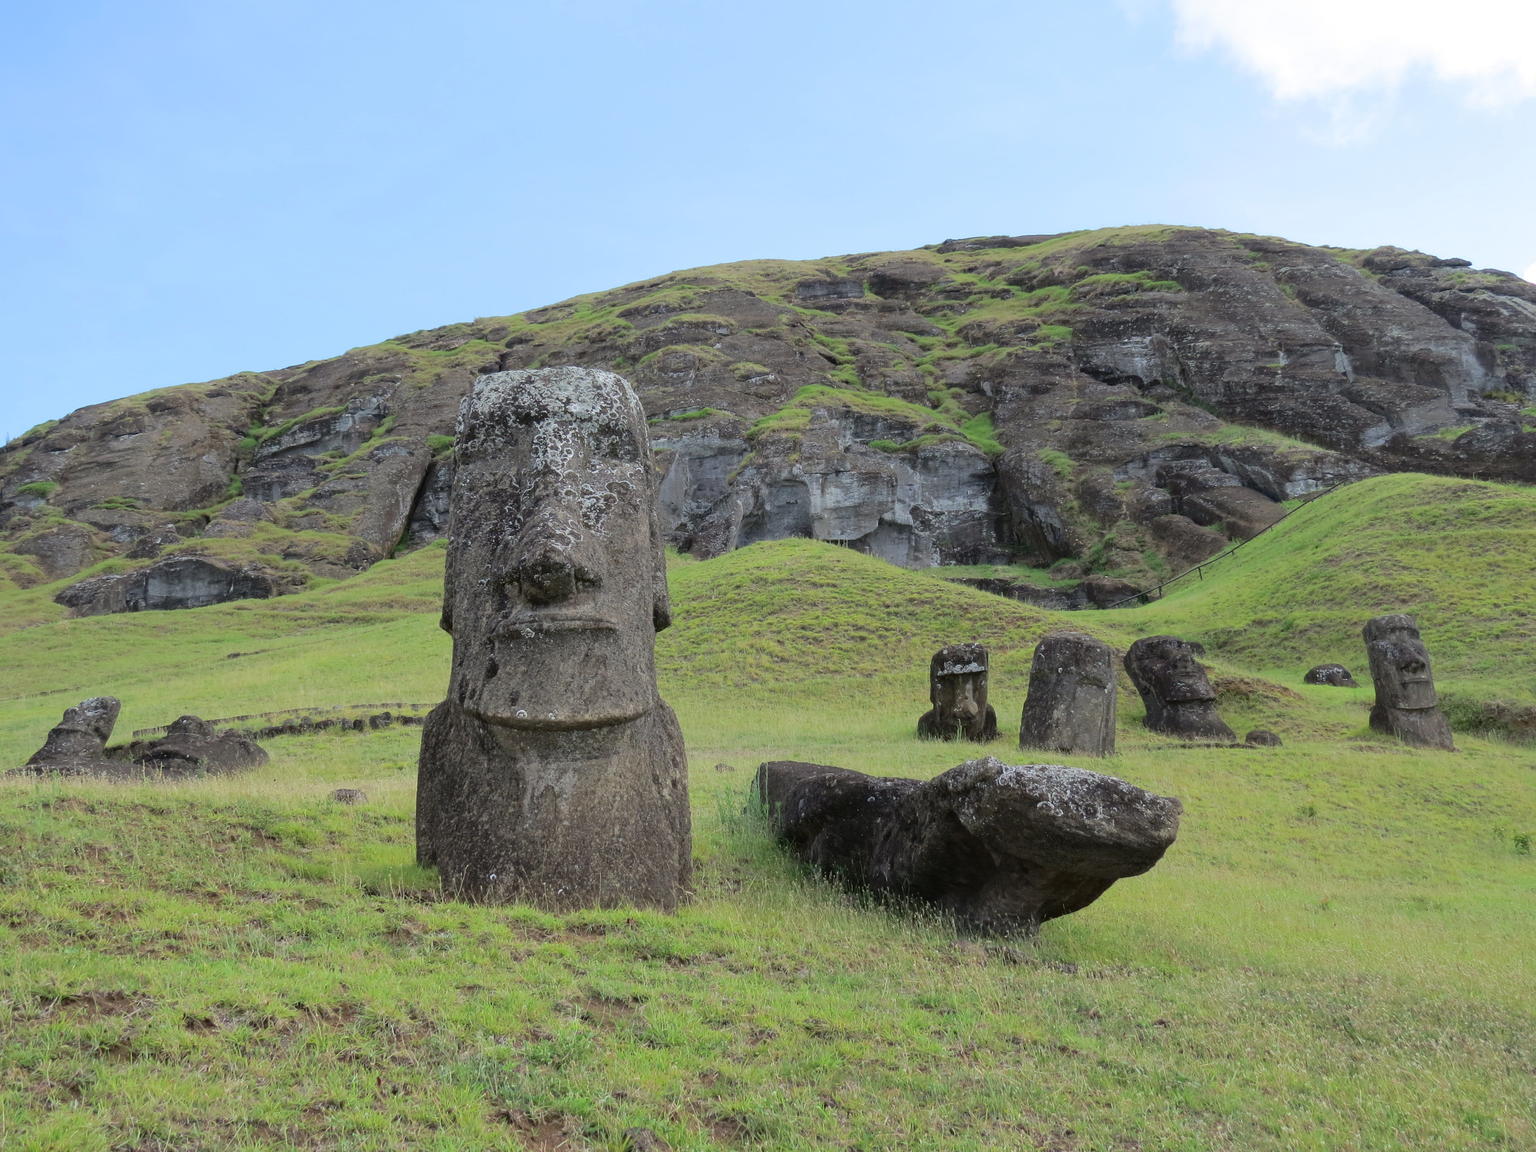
xmin=752 ymin=756 xmax=1181 ymax=933
xmin=131 ymin=715 xmax=269 ymax=775
xmin=23 ymin=696 xmax=121 ymax=775
xmin=1245 ymin=729 xmax=1283 ymax=747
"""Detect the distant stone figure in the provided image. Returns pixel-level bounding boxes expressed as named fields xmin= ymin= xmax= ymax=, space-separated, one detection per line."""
xmin=917 ymin=643 xmax=998 ymax=742
xmin=20 ymin=700 xmax=267 ymax=778
xmin=23 ymin=696 xmax=121 ymax=774
xmin=753 ymin=757 xmax=1181 ymax=933
xmin=1304 ymin=664 xmax=1357 ymax=687
xmin=1245 ymin=729 xmax=1282 ymax=747
xmin=1124 ymin=636 xmax=1235 ymax=740
xmin=1018 ymin=632 xmax=1116 ymax=756
xmin=1363 ymin=614 xmax=1454 ymax=750
xmin=416 ymin=367 xmax=691 ymax=910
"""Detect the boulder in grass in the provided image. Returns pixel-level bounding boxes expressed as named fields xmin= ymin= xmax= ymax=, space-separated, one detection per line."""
xmin=753 ymin=756 xmax=1181 ymax=933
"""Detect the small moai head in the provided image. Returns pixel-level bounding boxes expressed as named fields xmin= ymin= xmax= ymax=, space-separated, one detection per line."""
xmin=1363 ymin=614 xmax=1437 ymax=710
xmin=1126 ymin=636 xmax=1217 ymax=705
xmin=442 ymin=367 xmax=669 ymax=731
xmin=930 ymin=643 xmax=990 ymax=727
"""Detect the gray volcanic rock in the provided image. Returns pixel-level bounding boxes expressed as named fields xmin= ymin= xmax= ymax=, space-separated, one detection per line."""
xmin=23 ymin=696 xmax=121 ymax=774
xmin=1245 ymin=729 xmax=1283 ymax=747
xmin=1364 ymin=614 xmax=1455 ymax=750
xmin=126 ymin=715 xmax=269 ymax=776
xmin=5 ymin=226 xmax=1533 ymax=610
xmin=752 ymin=757 xmax=1181 ymax=933
xmin=1304 ymin=663 xmax=1358 ymax=687
xmin=55 ymin=555 xmax=294 ymax=616
xmin=1019 ymin=632 xmax=1117 ymax=756
xmin=416 ymin=367 xmax=691 ymax=911
xmin=1125 ymin=636 xmax=1235 ymax=740
xmin=917 ymin=643 xmax=999 ymax=742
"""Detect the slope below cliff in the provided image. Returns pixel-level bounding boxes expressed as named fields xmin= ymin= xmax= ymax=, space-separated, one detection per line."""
xmin=3 ymin=225 xmax=1533 ymax=613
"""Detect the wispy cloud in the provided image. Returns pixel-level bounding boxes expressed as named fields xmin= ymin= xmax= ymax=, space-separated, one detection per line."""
xmin=1168 ymin=0 xmax=1536 ymax=108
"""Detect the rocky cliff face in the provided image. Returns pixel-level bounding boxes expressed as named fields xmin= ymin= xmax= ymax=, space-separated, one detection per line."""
xmin=3 ymin=225 xmax=1533 ymax=613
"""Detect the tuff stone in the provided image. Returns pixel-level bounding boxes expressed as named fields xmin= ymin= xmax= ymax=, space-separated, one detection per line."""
xmin=416 ymin=367 xmax=691 ymax=910
xmin=917 ymin=643 xmax=998 ymax=742
xmin=1363 ymin=614 xmax=1455 ymax=750
xmin=1124 ymin=636 xmax=1235 ymax=740
xmin=752 ymin=757 xmax=1181 ymax=933
xmin=1304 ymin=663 xmax=1358 ymax=687
xmin=1019 ymin=632 xmax=1117 ymax=756
xmin=23 ymin=696 xmax=121 ymax=774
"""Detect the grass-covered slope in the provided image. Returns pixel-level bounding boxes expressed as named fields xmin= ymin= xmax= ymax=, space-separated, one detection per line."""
xmin=0 ymin=475 xmax=1533 ymax=1151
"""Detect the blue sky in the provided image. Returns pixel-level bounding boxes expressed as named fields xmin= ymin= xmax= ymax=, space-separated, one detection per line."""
xmin=3 ymin=0 xmax=1534 ymax=440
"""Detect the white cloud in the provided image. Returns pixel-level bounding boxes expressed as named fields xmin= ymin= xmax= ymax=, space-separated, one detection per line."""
xmin=1170 ymin=0 xmax=1536 ymax=107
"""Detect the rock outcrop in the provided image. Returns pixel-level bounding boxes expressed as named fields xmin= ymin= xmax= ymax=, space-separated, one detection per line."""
xmin=752 ymin=757 xmax=1181 ymax=933
xmin=5 ymin=227 xmax=1532 ymax=612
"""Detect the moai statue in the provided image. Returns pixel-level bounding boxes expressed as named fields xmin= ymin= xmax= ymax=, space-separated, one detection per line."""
xmin=1124 ymin=636 xmax=1235 ymax=740
xmin=1363 ymin=614 xmax=1454 ymax=750
xmin=416 ymin=367 xmax=692 ymax=910
xmin=1304 ymin=664 xmax=1357 ymax=687
xmin=1019 ymin=632 xmax=1117 ymax=756
xmin=917 ymin=643 xmax=998 ymax=742
xmin=23 ymin=696 xmax=120 ymax=775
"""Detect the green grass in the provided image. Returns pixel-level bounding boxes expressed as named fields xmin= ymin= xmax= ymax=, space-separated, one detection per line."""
xmin=0 ymin=476 xmax=1533 ymax=1150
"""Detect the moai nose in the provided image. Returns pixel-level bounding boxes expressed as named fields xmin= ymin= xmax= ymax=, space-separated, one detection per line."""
xmin=519 ymin=549 xmax=599 ymax=604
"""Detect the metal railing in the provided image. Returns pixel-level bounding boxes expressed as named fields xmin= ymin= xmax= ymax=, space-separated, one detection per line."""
xmin=1099 ymin=480 xmax=1351 ymax=609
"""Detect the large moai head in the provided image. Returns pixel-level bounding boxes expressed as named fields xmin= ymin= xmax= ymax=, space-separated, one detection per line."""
xmin=1019 ymin=631 xmax=1117 ymax=756
xmin=1363 ymin=615 xmax=1437 ymax=711
xmin=919 ymin=643 xmax=997 ymax=741
xmin=1363 ymin=614 xmax=1454 ymax=749
xmin=442 ymin=367 xmax=670 ymax=732
xmin=1124 ymin=635 xmax=1235 ymax=740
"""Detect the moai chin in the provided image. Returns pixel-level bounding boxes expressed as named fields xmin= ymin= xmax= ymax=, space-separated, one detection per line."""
xmin=1019 ymin=632 xmax=1116 ymax=756
xmin=1363 ymin=614 xmax=1454 ymax=750
xmin=415 ymin=367 xmax=692 ymax=910
xmin=917 ymin=643 xmax=998 ymax=742
xmin=1124 ymin=636 xmax=1235 ymax=741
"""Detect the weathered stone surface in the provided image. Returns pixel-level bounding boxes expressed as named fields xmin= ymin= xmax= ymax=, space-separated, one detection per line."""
xmin=13 ymin=523 xmax=98 ymax=581
xmin=917 ymin=644 xmax=998 ymax=742
xmin=129 ymin=715 xmax=269 ymax=775
xmin=23 ymin=696 xmax=121 ymax=774
xmin=54 ymin=555 xmax=293 ymax=616
xmin=753 ymin=756 xmax=1181 ymax=933
xmin=1019 ymin=632 xmax=1116 ymax=756
xmin=330 ymin=788 xmax=368 ymax=804
xmin=416 ymin=367 xmax=691 ymax=910
xmin=5 ymin=227 xmax=1532 ymax=605
xmin=1304 ymin=663 xmax=1358 ymax=687
xmin=1245 ymin=729 xmax=1283 ymax=747
xmin=1364 ymin=614 xmax=1455 ymax=750
xmin=1125 ymin=636 xmax=1235 ymax=740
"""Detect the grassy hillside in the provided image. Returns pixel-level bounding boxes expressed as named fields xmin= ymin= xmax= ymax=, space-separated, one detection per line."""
xmin=1 ymin=475 xmax=1533 ymax=1150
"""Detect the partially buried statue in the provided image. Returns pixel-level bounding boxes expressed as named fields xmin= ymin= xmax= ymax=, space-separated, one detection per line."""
xmin=1018 ymin=631 xmax=1117 ymax=757
xmin=753 ymin=757 xmax=1181 ymax=933
xmin=416 ymin=367 xmax=692 ymax=910
xmin=1363 ymin=614 xmax=1454 ymax=750
xmin=917 ymin=643 xmax=997 ymax=742
xmin=1124 ymin=636 xmax=1235 ymax=741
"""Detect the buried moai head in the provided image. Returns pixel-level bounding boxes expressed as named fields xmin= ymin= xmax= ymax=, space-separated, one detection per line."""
xmin=1019 ymin=631 xmax=1117 ymax=757
xmin=1363 ymin=614 xmax=1454 ymax=749
xmin=442 ymin=367 xmax=670 ymax=731
xmin=918 ymin=643 xmax=998 ymax=742
xmin=1124 ymin=636 xmax=1235 ymax=741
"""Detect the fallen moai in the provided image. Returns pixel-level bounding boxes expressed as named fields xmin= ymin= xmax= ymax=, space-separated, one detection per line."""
xmin=1364 ymin=614 xmax=1454 ymax=750
xmin=916 ymin=643 xmax=998 ymax=742
xmin=1018 ymin=631 xmax=1117 ymax=757
xmin=753 ymin=757 xmax=1181 ymax=933
xmin=19 ymin=698 xmax=267 ymax=778
xmin=1124 ymin=636 xmax=1235 ymax=741
xmin=416 ymin=366 xmax=692 ymax=910
xmin=1304 ymin=664 xmax=1357 ymax=687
